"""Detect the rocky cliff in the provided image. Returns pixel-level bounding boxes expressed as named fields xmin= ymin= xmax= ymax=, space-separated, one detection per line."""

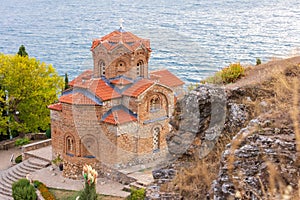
xmin=146 ymin=56 xmax=300 ymax=199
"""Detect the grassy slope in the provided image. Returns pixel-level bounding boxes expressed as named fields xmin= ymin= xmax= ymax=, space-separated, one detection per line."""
xmin=163 ymin=56 xmax=300 ymax=199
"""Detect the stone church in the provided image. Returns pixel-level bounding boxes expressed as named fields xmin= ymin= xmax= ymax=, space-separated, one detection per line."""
xmin=48 ymin=26 xmax=184 ymax=178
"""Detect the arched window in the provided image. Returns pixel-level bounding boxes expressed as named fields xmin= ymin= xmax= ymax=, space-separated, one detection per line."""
xmin=117 ymin=60 xmax=126 ymax=72
xmin=99 ymin=60 xmax=105 ymax=76
xmin=152 ymin=126 xmax=161 ymax=151
xmin=150 ymin=95 xmax=161 ymax=112
xmin=66 ymin=136 xmax=75 ymax=155
xmin=136 ymin=60 xmax=144 ymax=76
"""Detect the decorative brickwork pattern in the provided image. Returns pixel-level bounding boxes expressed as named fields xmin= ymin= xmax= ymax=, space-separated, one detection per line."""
xmin=49 ymin=28 xmax=184 ymax=179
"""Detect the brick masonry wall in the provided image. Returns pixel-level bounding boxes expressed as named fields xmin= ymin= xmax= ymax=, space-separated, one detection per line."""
xmin=138 ymin=85 xmax=175 ymax=122
xmin=92 ymin=44 xmax=150 ymax=79
xmin=51 ymin=80 xmax=177 ymax=179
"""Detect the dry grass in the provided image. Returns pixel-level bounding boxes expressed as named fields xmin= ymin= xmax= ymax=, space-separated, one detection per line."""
xmin=162 ymin=132 xmax=233 ymax=199
xmin=229 ymin=64 xmax=300 ymax=199
xmin=167 ymin=61 xmax=300 ymax=199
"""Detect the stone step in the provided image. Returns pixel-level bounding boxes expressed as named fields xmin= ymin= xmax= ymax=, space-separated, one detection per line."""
xmin=24 ymin=152 xmax=52 ymax=164
xmin=0 ymin=157 xmax=49 ymax=200
xmin=8 ymin=169 xmax=24 ymax=182
xmin=0 ymin=184 xmax=12 ymax=197
xmin=27 ymin=157 xmax=50 ymax=168
xmin=13 ymin=168 xmax=28 ymax=179
xmin=22 ymin=160 xmax=45 ymax=171
xmin=4 ymin=170 xmax=19 ymax=184
xmin=0 ymin=175 xmax=13 ymax=189
xmin=136 ymin=180 xmax=151 ymax=187
xmin=129 ymin=182 xmax=146 ymax=190
xmin=0 ymin=192 xmax=12 ymax=200
xmin=19 ymin=161 xmax=39 ymax=172
xmin=14 ymin=165 xmax=32 ymax=176
xmin=122 ymin=185 xmax=131 ymax=192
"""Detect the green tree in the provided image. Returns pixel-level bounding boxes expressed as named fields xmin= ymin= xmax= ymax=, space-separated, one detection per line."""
xmin=64 ymin=73 xmax=69 ymax=90
xmin=17 ymin=45 xmax=28 ymax=57
xmin=0 ymin=54 xmax=63 ymax=135
xmin=0 ymin=89 xmax=9 ymax=134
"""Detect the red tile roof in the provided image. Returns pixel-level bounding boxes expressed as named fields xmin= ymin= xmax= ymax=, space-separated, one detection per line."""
xmin=123 ymin=79 xmax=154 ymax=97
xmin=68 ymin=70 xmax=121 ymax=101
xmin=150 ymin=69 xmax=184 ymax=87
xmin=110 ymin=78 xmax=132 ymax=85
xmin=91 ymin=30 xmax=151 ymax=52
xmin=48 ymin=103 xmax=62 ymax=111
xmin=69 ymin=70 xmax=93 ymax=87
xmin=103 ymin=110 xmax=137 ymax=125
xmin=88 ymin=79 xmax=121 ymax=101
xmin=59 ymin=93 xmax=97 ymax=105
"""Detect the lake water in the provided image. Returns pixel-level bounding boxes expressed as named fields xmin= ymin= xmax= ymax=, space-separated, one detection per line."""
xmin=0 ymin=0 xmax=300 ymax=84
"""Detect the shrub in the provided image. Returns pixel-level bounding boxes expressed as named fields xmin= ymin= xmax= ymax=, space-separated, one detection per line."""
xmin=221 ymin=63 xmax=245 ymax=83
xmin=11 ymin=130 xmax=19 ymax=138
xmin=12 ymin=178 xmax=37 ymax=200
xmin=201 ymin=71 xmax=223 ymax=84
xmin=126 ymin=187 xmax=146 ymax=200
xmin=15 ymin=155 xmax=22 ymax=164
xmin=52 ymin=154 xmax=63 ymax=166
xmin=33 ymin=180 xmax=42 ymax=188
xmin=256 ymin=58 xmax=261 ymax=65
xmin=187 ymin=82 xmax=199 ymax=91
xmin=45 ymin=127 xmax=51 ymax=138
xmin=37 ymin=182 xmax=56 ymax=200
xmin=201 ymin=63 xmax=244 ymax=84
xmin=15 ymin=137 xmax=30 ymax=147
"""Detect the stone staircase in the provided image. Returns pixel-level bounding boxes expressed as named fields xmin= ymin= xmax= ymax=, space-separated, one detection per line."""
xmin=122 ymin=170 xmax=154 ymax=192
xmin=0 ymin=157 xmax=50 ymax=200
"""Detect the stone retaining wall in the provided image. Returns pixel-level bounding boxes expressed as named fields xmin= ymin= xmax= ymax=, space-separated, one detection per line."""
xmin=22 ymin=139 xmax=52 ymax=160
xmin=22 ymin=139 xmax=51 ymax=152
xmin=0 ymin=133 xmax=48 ymax=150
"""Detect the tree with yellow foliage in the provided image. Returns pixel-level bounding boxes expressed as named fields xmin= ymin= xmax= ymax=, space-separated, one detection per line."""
xmin=0 ymin=53 xmax=63 ymax=136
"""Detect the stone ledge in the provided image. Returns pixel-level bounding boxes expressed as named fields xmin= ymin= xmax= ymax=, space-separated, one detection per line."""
xmin=22 ymin=139 xmax=52 ymax=153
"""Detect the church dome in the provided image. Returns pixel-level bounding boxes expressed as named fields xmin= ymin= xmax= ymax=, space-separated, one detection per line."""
xmin=91 ymin=29 xmax=151 ymax=52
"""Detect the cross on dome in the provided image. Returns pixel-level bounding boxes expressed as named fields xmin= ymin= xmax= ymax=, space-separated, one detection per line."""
xmin=119 ymin=18 xmax=124 ymax=32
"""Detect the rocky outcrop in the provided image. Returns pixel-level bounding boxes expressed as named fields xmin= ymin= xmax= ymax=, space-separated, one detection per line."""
xmin=167 ymin=84 xmax=227 ymax=159
xmin=146 ymin=59 xmax=300 ymax=199
xmin=213 ymin=118 xmax=298 ymax=199
xmin=166 ymin=84 xmax=262 ymax=160
xmin=146 ymin=167 xmax=181 ymax=200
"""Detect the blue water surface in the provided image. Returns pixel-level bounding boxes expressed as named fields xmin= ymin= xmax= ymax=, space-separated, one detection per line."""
xmin=0 ymin=0 xmax=299 ymax=84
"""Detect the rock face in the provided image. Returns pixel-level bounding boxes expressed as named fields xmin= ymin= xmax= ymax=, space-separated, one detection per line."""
xmin=146 ymin=167 xmax=181 ymax=200
xmin=167 ymin=84 xmax=227 ymax=159
xmin=214 ymin=118 xmax=298 ymax=199
xmin=146 ymin=59 xmax=300 ymax=199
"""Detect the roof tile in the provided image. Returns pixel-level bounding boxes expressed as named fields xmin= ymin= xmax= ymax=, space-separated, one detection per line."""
xmin=103 ymin=110 xmax=137 ymax=125
xmin=48 ymin=103 xmax=62 ymax=111
xmin=69 ymin=70 xmax=93 ymax=87
xmin=59 ymin=93 xmax=97 ymax=105
xmin=89 ymin=79 xmax=121 ymax=100
xmin=150 ymin=69 xmax=184 ymax=87
xmin=122 ymin=79 xmax=154 ymax=97
xmin=91 ymin=30 xmax=151 ymax=52
xmin=68 ymin=70 xmax=121 ymax=101
xmin=110 ymin=78 xmax=132 ymax=85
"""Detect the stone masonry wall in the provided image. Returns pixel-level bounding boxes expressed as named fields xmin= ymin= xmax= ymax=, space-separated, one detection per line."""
xmin=92 ymin=44 xmax=150 ymax=79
